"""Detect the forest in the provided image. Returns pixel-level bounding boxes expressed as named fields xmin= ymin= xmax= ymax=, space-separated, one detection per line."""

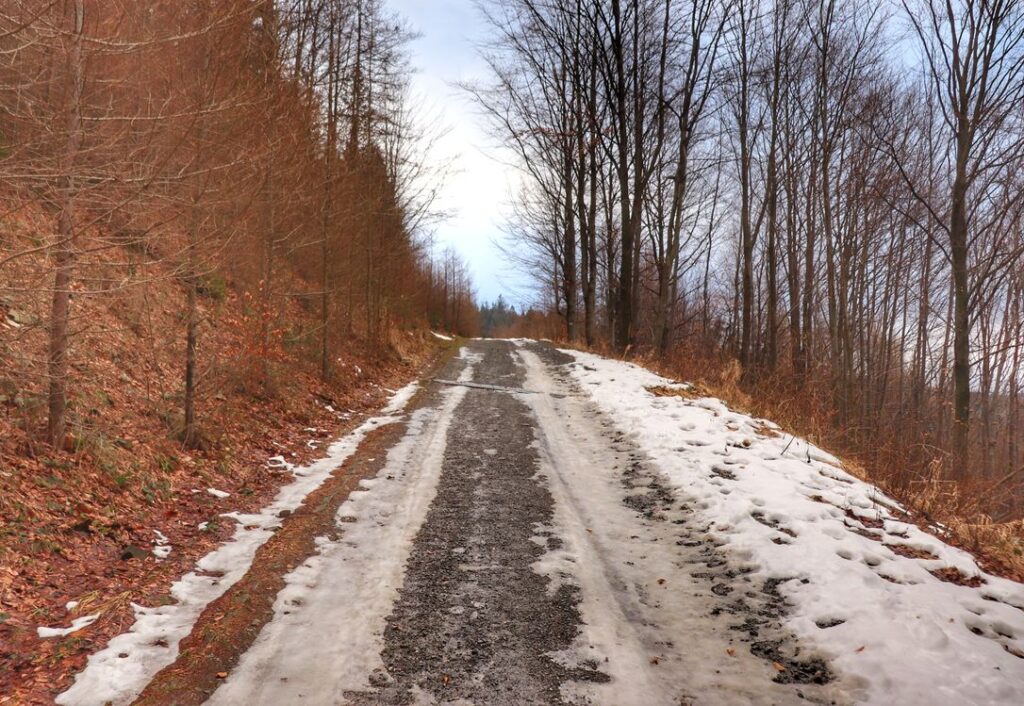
xmin=473 ymin=0 xmax=1024 ymax=537
xmin=0 ymin=0 xmax=480 ymax=448
xmin=0 ymin=1 xmax=478 ymax=695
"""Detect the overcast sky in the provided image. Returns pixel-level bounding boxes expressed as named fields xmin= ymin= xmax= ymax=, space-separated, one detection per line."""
xmin=389 ymin=0 xmax=526 ymax=308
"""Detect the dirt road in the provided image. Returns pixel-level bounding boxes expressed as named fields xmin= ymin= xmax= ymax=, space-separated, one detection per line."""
xmin=204 ymin=340 xmax=848 ymax=705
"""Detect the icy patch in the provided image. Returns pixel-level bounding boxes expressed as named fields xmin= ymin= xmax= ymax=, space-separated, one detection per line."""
xmin=56 ymin=381 xmax=422 ymax=706
xmin=554 ymin=345 xmax=1024 ymax=705
xmin=38 ymin=613 xmax=99 ymax=639
xmin=381 ymin=381 xmax=419 ymax=414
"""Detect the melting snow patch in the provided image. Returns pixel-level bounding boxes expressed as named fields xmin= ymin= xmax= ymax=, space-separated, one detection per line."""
xmin=554 ymin=345 xmax=1024 ymax=706
xmin=152 ymin=530 xmax=171 ymax=560
xmin=205 ymin=352 xmax=475 ymax=704
xmin=206 ymin=488 xmax=230 ymax=499
xmin=430 ymin=331 xmax=454 ymax=341
xmin=56 ymin=381 xmax=421 ymax=706
xmin=267 ymin=455 xmax=294 ymax=473
xmin=38 ymin=613 xmax=99 ymax=639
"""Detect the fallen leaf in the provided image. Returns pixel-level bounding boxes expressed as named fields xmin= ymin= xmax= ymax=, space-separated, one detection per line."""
xmin=649 ymin=656 xmax=660 ymax=665
xmin=772 ymin=662 xmax=786 ymax=672
xmin=855 ymin=645 xmax=866 ymax=653
xmin=726 ymin=648 xmax=735 ymax=657
xmin=657 ymin=578 xmax=666 ymax=585
xmin=216 ymin=672 xmax=228 ymax=679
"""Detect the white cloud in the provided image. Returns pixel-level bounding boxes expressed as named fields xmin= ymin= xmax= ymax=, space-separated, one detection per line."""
xmin=393 ymin=0 xmax=529 ymax=306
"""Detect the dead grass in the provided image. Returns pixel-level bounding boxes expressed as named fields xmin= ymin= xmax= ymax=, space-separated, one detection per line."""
xmin=645 ymin=384 xmax=704 ymax=400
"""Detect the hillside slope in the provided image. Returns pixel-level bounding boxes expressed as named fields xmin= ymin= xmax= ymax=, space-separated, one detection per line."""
xmin=0 ymin=205 xmax=442 ymax=703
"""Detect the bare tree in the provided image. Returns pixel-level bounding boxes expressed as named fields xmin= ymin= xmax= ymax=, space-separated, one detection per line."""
xmin=897 ymin=0 xmax=1024 ymax=472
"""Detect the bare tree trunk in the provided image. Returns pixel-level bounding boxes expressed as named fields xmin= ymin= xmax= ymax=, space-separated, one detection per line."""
xmin=950 ymin=151 xmax=970 ymax=474
xmin=320 ymin=11 xmax=338 ymax=381
xmin=183 ymin=206 xmax=200 ymax=447
xmin=47 ymin=0 xmax=85 ymax=448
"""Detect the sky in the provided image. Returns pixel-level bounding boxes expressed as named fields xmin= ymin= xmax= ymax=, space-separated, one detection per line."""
xmin=389 ymin=0 xmax=526 ymax=308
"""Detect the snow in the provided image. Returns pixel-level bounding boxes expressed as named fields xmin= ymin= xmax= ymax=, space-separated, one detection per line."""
xmin=555 ymin=346 xmax=1024 ymax=705
xmin=266 ymin=455 xmax=294 ymax=472
xmin=56 ymin=381 xmax=421 ymax=706
xmin=206 ymin=349 xmax=477 ymax=704
xmin=430 ymin=330 xmax=454 ymax=341
xmin=38 ymin=614 xmax=100 ymax=639
xmin=206 ymin=488 xmax=230 ymax=499
xmin=152 ymin=530 xmax=171 ymax=560
xmin=517 ymin=348 xmax=833 ymax=705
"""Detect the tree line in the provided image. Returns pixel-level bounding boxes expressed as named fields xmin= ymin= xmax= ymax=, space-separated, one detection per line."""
xmin=474 ymin=0 xmax=1024 ymax=486
xmin=0 ymin=0 xmax=474 ymax=449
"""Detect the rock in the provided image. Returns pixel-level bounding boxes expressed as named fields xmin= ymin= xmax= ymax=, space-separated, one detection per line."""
xmin=121 ymin=545 xmax=149 ymax=561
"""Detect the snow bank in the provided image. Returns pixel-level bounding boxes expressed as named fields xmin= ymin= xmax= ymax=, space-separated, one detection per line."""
xmin=56 ymin=381 xmax=420 ymax=706
xmin=557 ymin=347 xmax=1024 ymax=706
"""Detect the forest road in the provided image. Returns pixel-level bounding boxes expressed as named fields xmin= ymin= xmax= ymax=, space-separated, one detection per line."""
xmin=205 ymin=340 xmax=850 ymax=706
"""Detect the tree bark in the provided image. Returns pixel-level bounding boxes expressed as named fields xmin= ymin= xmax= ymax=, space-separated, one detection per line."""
xmin=47 ymin=0 xmax=85 ymax=448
